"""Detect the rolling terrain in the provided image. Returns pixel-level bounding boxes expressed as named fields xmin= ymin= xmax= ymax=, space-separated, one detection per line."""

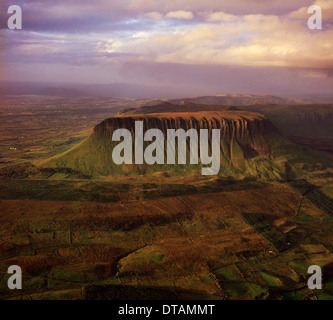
xmin=0 ymin=97 xmax=333 ymax=300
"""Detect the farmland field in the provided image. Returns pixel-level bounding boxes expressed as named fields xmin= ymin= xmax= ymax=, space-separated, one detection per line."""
xmin=0 ymin=97 xmax=333 ymax=300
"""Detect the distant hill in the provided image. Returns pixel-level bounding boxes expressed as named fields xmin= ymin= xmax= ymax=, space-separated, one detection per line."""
xmin=118 ymin=101 xmax=239 ymax=116
xmin=0 ymin=82 xmax=87 ymax=97
xmin=169 ymin=94 xmax=293 ymax=106
xmin=0 ymin=81 xmax=226 ymax=99
xmin=2 ymin=82 xmax=332 ymax=102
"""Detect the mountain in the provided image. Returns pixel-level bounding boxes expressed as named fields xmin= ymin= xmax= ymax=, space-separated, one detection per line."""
xmin=0 ymin=82 xmax=87 ymax=97
xmin=42 ymin=110 xmax=325 ymax=179
xmin=0 ymin=81 xmax=219 ymax=99
xmin=239 ymin=104 xmax=333 ymax=156
xmin=119 ymin=101 xmax=333 ymax=155
xmin=118 ymin=101 xmax=239 ymax=116
xmin=236 ymin=104 xmax=333 ymax=138
xmin=118 ymin=101 xmax=333 ymax=138
xmin=2 ymin=81 xmax=333 ymax=102
xmin=168 ymin=94 xmax=293 ymax=106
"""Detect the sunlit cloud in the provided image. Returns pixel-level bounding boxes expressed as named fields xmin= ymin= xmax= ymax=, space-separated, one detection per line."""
xmin=165 ymin=11 xmax=194 ymax=20
xmin=289 ymin=0 xmax=333 ymax=19
xmin=96 ymin=12 xmax=333 ymax=69
xmin=142 ymin=12 xmax=164 ymax=20
xmin=205 ymin=12 xmax=242 ymax=22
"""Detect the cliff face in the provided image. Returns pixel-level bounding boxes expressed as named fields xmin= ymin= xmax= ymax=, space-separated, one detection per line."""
xmin=237 ymin=104 xmax=333 ymax=138
xmin=295 ymin=112 xmax=333 ymax=126
xmin=44 ymin=111 xmax=302 ymax=179
xmin=92 ymin=112 xmax=278 ymax=159
xmin=97 ymin=110 xmax=271 ymax=136
xmin=266 ymin=112 xmax=333 ymax=139
xmin=292 ymin=113 xmax=333 ymax=136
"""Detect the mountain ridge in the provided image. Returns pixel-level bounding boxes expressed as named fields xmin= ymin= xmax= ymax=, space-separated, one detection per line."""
xmin=43 ymin=110 xmax=322 ymax=179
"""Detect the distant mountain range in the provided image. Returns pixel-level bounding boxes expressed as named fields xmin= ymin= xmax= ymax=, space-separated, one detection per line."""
xmin=1 ymin=81 xmax=333 ymax=103
xmin=0 ymin=81 xmax=210 ymax=99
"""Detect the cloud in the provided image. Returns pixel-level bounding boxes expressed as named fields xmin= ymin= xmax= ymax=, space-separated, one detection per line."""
xmin=128 ymin=0 xmax=315 ymax=16
xmin=142 ymin=10 xmax=194 ymax=21
xmin=2 ymin=1 xmax=332 ymax=70
xmin=165 ymin=11 xmax=194 ymax=20
xmin=289 ymin=0 xmax=333 ymax=20
xmin=143 ymin=12 xmax=164 ymax=20
xmin=205 ymin=12 xmax=242 ymax=22
xmin=97 ymin=13 xmax=333 ymax=69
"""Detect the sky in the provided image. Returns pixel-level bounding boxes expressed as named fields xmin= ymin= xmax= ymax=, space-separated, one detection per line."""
xmin=0 ymin=0 xmax=333 ymax=98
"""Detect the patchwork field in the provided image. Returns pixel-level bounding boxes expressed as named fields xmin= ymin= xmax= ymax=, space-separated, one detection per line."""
xmin=0 ymin=97 xmax=151 ymax=166
xmin=0 ymin=176 xmax=333 ymax=300
xmin=1 ymin=97 xmax=333 ymax=300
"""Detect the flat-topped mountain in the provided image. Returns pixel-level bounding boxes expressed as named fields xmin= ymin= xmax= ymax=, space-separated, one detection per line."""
xmin=43 ymin=110 xmax=325 ymax=179
xmin=95 ymin=111 xmax=270 ymax=138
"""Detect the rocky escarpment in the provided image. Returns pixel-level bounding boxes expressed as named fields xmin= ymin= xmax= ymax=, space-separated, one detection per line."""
xmin=96 ymin=111 xmax=273 ymax=140
xmin=265 ymin=110 xmax=333 ymax=138
xmin=43 ymin=111 xmax=310 ymax=179
xmin=236 ymin=104 xmax=333 ymax=138
xmin=295 ymin=112 xmax=333 ymax=126
xmin=93 ymin=111 xmax=277 ymax=158
xmin=291 ymin=112 xmax=333 ymax=136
